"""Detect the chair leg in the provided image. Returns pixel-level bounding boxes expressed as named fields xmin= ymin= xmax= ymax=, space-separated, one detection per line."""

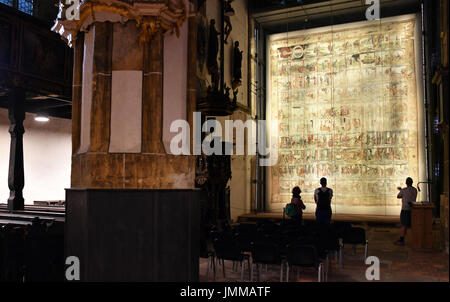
xmin=364 ymin=241 xmax=369 ymax=261
xmin=247 ymin=258 xmax=251 ymax=281
xmin=296 ymin=266 xmax=299 ymax=280
xmin=257 ymin=264 xmax=261 ymax=282
xmin=318 ymin=263 xmax=323 ymax=282
xmin=280 ymin=261 xmax=283 ymax=282
xmin=286 ymin=263 xmax=289 ymax=282
xmin=265 ymin=264 xmax=268 ymax=273
xmin=206 ymin=257 xmax=211 ymax=280
xmin=250 ymin=262 xmax=254 ymax=282
xmin=240 ymin=261 xmax=244 ymax=281
xmin=213 ymin=257 xmax=216 ymax=281
xmin=339 ymin=246 xmax=343 ymax=269
xmin=222 ymin=259 xmax=226 ymax=279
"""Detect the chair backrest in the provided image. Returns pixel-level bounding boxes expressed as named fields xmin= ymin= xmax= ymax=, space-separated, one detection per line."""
xmin=200 ymin=238 xmax=210 ymax=258
xmin=234 ymin=232 xmax=253 ymax=252
xmin=257 ymin=223 xmax=280 ymax=234
xmin=235 ymin=223 xmax=257 ymax=235
xmin=343 ymin=227 xmax=366 ymax=245
xmin=286 ymin=244 xmax=319 ymax=267
xmin=251 ymin=241 xmax=281 ymax=264
xmin=210 ymin=230 xmax=234 ymax=242
xmin=213 ymin=237 xmax=243 ymax=261
xmin=331 ymin=221 xmax=352 ymax=238
xmin=316 ymin=226 xmax=340 ymax=251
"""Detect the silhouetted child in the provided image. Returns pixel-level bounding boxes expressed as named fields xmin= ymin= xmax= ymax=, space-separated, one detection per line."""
xmin=291 ymin=186 xmax=306 ymax=225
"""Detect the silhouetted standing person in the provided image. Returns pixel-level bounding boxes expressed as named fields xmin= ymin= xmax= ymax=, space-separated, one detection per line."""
xmin=395 ymin=177 xmax=417 ymax=246
xmin=314 ymin=177 xmax=333 ymax=224
xmin=291 ymin=186 xmax=306 ymax=225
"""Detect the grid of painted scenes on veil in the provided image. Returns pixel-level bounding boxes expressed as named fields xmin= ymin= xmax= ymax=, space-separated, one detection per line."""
xmin=269 ymin=16 xmax=419 ymax=214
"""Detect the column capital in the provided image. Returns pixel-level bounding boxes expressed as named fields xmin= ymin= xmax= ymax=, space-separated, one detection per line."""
xmin=52 ymin=0 xmax=189 ymax=47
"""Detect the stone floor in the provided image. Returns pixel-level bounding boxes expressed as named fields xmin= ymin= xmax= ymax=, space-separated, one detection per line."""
xmin=199 ymin=225 xmax=449 ymax=282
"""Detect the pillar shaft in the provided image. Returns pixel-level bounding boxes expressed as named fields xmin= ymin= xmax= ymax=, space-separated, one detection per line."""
xmin=142 ymin=30 xmax=165 ymax=154
xmin=187 ymin=12 xmax=197 ymax=153
xmin=90 ymin=22 xmax=113 ymax=153
xmin=7 ymin=88 xmax=25 ymax=211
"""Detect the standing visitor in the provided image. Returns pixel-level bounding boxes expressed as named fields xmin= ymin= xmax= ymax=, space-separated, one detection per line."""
xmin=395 ymin=177 xmax=418 ymax=246
xmin=314 ymin=177 xmax=333 ymax=224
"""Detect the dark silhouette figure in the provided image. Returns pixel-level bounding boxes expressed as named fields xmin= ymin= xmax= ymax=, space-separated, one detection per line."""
xmin=232 ymin=41 xmax=243 ymax=89
xmin=314 ymin=177 xmax=333 ymax=224
xmin=207 ymin=19 xmax=220 ymax=89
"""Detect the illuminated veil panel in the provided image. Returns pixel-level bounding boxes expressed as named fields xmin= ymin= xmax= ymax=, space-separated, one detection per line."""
xmin=267 ymin=15 xmax=424 ymax=216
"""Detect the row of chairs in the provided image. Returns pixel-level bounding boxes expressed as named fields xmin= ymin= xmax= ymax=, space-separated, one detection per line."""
xmin=201 ymin=221 xmax=368 ymax=282
xmin=0 ymin=218 xmax=64 ymax=282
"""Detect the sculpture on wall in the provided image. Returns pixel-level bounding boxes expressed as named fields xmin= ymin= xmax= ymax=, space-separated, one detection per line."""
xmin=232 ymin=41 xmax=243 ymax=89
xmin=224 ymin=15 xmax=232 ymax=44
xmin=195 ymin=143 xmax=232 ymax=230
xmin=224 ymin=0 xmax=234 ymax=44
xmin=197 ymin=15 xmax=207 ymax=72
xmin=207 ymin=19 xmax=220 ymax=89
xmin=197 ymin=1 xmax=237 ymax=117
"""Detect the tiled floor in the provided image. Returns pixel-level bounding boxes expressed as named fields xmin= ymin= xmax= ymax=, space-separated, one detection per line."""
xmin=199 ymin=225 xmax=449 ymax=282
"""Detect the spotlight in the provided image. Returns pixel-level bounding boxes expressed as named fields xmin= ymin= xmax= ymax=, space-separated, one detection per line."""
xmin=35 ymin=113 xmax=49 ymax=122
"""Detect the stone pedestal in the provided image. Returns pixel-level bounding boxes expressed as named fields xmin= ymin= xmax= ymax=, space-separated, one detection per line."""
xmin=66 ymin=189 xmax=200 ymax=281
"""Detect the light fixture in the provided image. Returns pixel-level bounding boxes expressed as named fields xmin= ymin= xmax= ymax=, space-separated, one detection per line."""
xmin=35 ymin=113 xmax=49 ymax=122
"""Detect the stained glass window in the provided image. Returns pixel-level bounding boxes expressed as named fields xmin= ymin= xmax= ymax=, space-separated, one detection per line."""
xmin=18 ymin=0 xmax=33 ymax=15
xmin=0 ymin=0 xmax=13 ymax=7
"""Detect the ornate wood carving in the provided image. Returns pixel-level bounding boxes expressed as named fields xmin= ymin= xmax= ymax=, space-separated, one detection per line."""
xmin=52 ymin=0 xmax=187 ymax=47
xmin=196 ymin=143 xmax=232 ymax=229
xmin=197 ymin=0 xmax=237 ymax=117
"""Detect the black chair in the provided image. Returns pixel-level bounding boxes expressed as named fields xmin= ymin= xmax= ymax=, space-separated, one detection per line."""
xmin=46 ymin=222 xmax=65 ymax=281
xmin=340 ymin=227 xmax=368 ymax=266
xmin=1 ymin=225 xmax=25 ymax=282
xmin=315 ymin=225 xmax=342 ymax=281
xmin=279 ymin=229 xmax=307 ymax=255
xmin=24 ymin=218 xmax=51 ymax=282
xmin=212 ymin=237 xmax=250 ymax=281
xmin=234 ymin=232 xmax=254 ymax=253
xmin=257 ymin=221 xmax=280 ymax=234
xmin=331 ymin=221 xmax=352 ymax=239
xmin=285 ymin=243 xmax=324 ymax=282
xmin=234 ymin=223 xmax=257 ymax=235
xmin=250 ymin=240 xmax=284 ymax=282
xmin=200 ymin=237 xmax=216 ymax=281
